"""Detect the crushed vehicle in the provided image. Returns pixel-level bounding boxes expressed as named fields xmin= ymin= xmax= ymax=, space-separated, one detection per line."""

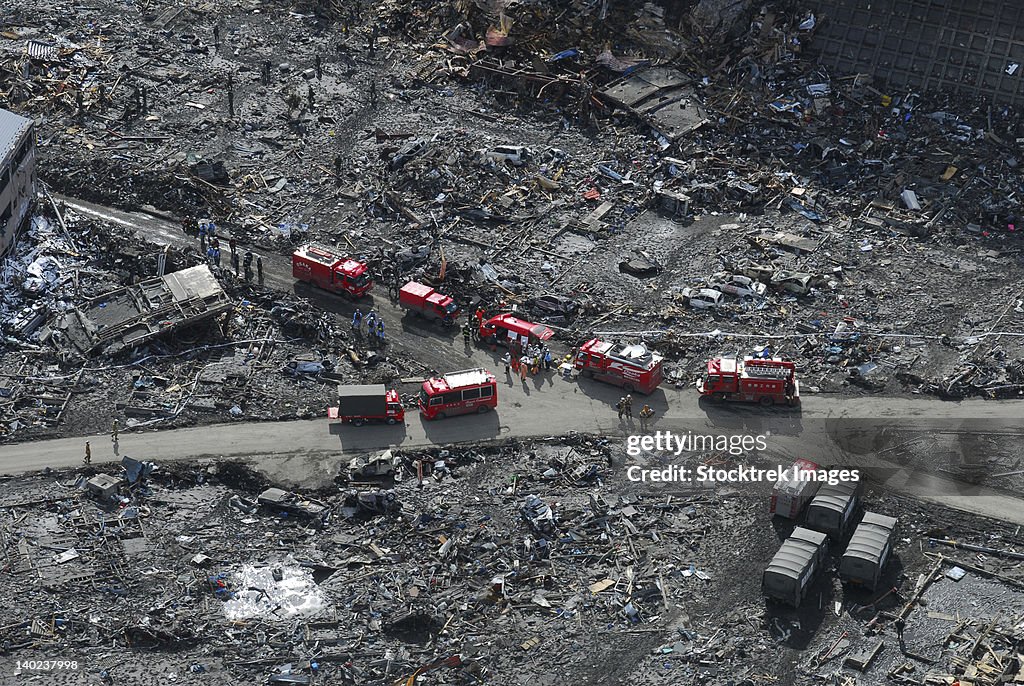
xmin=292 ymin=244 xmax=372 ymax=298
xmin=257 ymin=487 xmax=329 ymax=522
xmin=527 ymin=294 xmax=579 ymax=318
xmin=733 ymin=259 xmax=775 ymax=283
xmin=574 ymin=338 xmax=664 ymax=395
xmin=390 ymin=138 xmax=429 ymax=169
xmin=709 ymin=272 xmax=767 ymax=298
xmin=521 ymin=494 xmax=556 ymax=537
xmin=391 ymin=244 xmax=432 ymax=270
xmin=399 ymin=281 xmax=460 ymax=325
xmin=342 ymin=489 xmax=401 ymax=516
xmin=679 ymin=287 xmax=725 ymax=310
xmin=347 ymin=449 xmax=400 ymax=481
xmin=772 ymin=271 xmax=813 ymax=295
xmin=475 ymin=145 xmax=530 ymax=166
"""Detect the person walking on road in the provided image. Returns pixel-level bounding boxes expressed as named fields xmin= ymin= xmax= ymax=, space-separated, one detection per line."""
xmin=111 ymin=419 xmax=120 ymax=443
xmin=624 ymin=394 xmax=633 ymax=419
xmin=352 ymin=308 xmax=363 ymax=332
xmin=84 ymin=441 xmax=92 ymax=466
xmin=639 ymin=404 xmax=654 ymax=431
xmin=462 ymin=322 xmax=472 ymax=348
xmin=616 ymin=397 xmax=626 ymax=420
xmin=519 ymin=360 xmax=528 ymax=382
xmin=256 ymin=255 xmax=264 ymax=284
xmin=376 ymin=320 xmax=385 ymax=346
xmin=503 ymin=352 xmax=511 ymax=376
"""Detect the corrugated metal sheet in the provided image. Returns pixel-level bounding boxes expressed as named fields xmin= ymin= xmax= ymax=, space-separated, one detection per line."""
xmin=25 ymin=40 xmax=58 ymax=60
xmin=0 ymin=108 xmax=32 ymax=168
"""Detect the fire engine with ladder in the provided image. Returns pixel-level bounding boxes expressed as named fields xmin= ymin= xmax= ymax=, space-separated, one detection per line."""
xmin=697 ymin=355 xmax=799 ymax=407
xmin=574 ymin=338 xmax=664 ymax=395
xmin=291 ymin=244 xmax=372 ymax=298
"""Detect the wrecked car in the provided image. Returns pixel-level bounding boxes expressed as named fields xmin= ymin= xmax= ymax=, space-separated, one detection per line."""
xmin=342 ymin=489 xmax=402 ymax=516
xmin=390 ymin=138 xmax=429 ymax=170
xmin=772 ymin=271 xmax=813 ymax=295
xmin=475 ymin=145 xmax=530 ymax=166
xmin=521 ymin=494 xmax=556 ymax=537
xmin=527 ymin=294 xmax=579 ymax=318
xmin=709 ymin=273 xmax=767 ymax=298
xmin=347 ymin=449 xmax=400 ymax=481
xmin=733 ymin=259 xmax=776 ymax=283
xmin=680 ymin=287 xmax=726 ymax=310
xmin=257 ymin=487 xmax=329 ymax=521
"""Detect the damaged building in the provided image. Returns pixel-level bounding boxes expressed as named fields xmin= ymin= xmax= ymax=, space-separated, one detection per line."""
xmin=0 ymin=107 xmax=36 ymax=257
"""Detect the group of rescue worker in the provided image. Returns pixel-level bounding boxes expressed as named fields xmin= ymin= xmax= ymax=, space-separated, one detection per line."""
xmin=351 ymin=308 xmax=386 ymax=346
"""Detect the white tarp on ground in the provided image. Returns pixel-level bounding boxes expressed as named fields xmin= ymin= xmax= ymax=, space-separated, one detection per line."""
xmin=223 ymin=561 xmax=328 ymax=621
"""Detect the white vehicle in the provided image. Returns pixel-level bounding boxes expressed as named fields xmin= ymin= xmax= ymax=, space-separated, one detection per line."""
xmin=709 ymin=273 xmax=767 ymax=298
xmin=772 ymin=271 xmax=813 ymax=295
xmin=348 ymin=449 xmax=400 ymax=480
xmin=680 ymin=287 xmax=725 ymax=309
xmin=476 ymin=145 xmax=530 ymax=166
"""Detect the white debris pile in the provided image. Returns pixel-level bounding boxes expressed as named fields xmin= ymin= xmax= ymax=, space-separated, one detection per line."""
xmin=222 ymin=561 xmax=328 ymax=620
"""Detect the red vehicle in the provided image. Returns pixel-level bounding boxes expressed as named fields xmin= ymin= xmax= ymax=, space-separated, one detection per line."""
xmin=574 ymin=338 xmax=664 ymax=395
xmin=478 ymin=313 xmax=554 ymax=349
xmin=292 ymin=245 xmax=372 ymax=298
xmin=398 ymin=281 xmax=460 ymax=325
xmin=697 ymin=355 xmax=800 ymax=407
xmin=328 ymin=384 xmax=405 ymax=426
xmin=419 ymin=368 xmax=497 ymax=420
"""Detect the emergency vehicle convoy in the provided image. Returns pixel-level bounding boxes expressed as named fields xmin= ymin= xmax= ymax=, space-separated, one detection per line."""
xmin=329 ymin=384 xmax=405 ymax=426
xmin=478 ymin=313 xmax=554 ymax=348
xmin=697 ymin=355 xmax=800 ymax=406
xmin=398 ymin=281 xmax=460 ymax=325
xmin=419 ymin=368 xmax=498 ymax=420
xmin=574 ymin=339 xmax=664 ymax=395
xmin=292 ymin=244 xmax=372 ymax=298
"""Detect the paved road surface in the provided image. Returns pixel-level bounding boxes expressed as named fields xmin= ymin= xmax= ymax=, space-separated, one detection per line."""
xmin=23 ymin=196 xmax=1024 ymax=526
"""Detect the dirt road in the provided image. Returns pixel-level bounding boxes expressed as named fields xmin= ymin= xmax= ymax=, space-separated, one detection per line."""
xmin=34 ymin=196 xmax=1024 ymax=527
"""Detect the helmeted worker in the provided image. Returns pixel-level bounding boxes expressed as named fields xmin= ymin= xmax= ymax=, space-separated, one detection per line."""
xmin=376 ymin=320 xmax=385 ymax=344
xmin=352 ymin=308 xmax=363 ymax=330
xmin=84 ymin=441 xmax=92 ymax=465
xmin=462 ymin=322 xmax=472 ymax=345
xmin=111 ymin=419 xmax=119 ymax=443
xmin=639 ymin=404 xmax=654 ymax=431
xmin=624 ymin=394 xmax=633 ymax=419
xmin=616 ymin=397 xmax=626 ymax=420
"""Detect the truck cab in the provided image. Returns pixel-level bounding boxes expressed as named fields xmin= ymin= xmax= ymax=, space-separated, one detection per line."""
xmin=334 ymin=259 xmax=371 ymax=297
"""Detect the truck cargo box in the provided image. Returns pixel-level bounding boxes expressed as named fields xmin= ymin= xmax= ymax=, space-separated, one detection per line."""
xmin=805 ymin=477 xmax=863 ymax=540
xmin=762 ymin=527 xmax=829 ymax=607
xmin=336 ymin=384 xmax=388 ymax=417
xmin=839 ymin=512 xmax=897 ymax=590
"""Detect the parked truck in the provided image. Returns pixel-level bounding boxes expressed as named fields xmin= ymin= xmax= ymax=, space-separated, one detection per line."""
xmin=697 ymin=355 xmax=799 ymax=407
xmin=762 ymin=526 xmax=829 ymax=607
xmin=328 ymin=384 xmax=405 ymax=426
xmin=805 ymin=477 xmax=863 ymax=540
xmin=398 ymin=281 xmax=460 ymax=325
xmin=574 ymin=338 xmax=664 ymax=395
xmin=292 ymin=244 xmax=372 ymax=298
xmin=839 ymin=512 xmax=898 ymax=590
xmin=769 ymin=458 xmax=822 ymax=519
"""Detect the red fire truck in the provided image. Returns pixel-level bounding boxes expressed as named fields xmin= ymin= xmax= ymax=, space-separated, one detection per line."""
xmin=398 ymin=281 xmax=460 ymax=325
xmin=697 ymin=355 xmax=800 ymax=407
xmin=419 ymin=368 xmax=498 ymax=420
xmin=292 ymin=245 xmax=372 ymax=298
xmin=574 ymin=338 xmax=664 ymax=395
xmin=478 ymin=313 xmax=554 ymax=349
